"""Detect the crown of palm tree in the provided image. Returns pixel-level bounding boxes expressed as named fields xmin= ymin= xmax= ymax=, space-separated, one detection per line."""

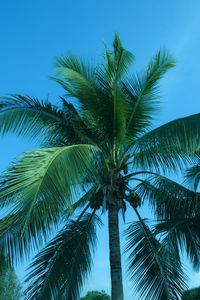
xmin=0 ymin=34 xmax=200 ymax=300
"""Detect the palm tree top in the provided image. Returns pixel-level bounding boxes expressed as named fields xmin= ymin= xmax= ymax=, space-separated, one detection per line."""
xmin=0 ymin=34 xmax=200 ymax=299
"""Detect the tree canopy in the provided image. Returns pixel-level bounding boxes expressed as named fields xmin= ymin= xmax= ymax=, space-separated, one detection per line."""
xmin=0 ymin=252 xmax=22 ymax=300
xmin=80 ymin=290 xmax=111 ymax=300
xmin=182 ymin=287 xmax=200 ymax=300
xmin=0 ymin=34 xmax=200 ymax=300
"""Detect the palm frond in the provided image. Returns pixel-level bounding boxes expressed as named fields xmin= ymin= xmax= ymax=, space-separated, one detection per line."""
xmin=0 ymin=145 xmax=99 ymax=261
xmin=103 ymin=33 xmax=135 ymax=81
xmin=0 ymin=209 xmax=58 ymax=264
xmin=59 ymin=97 xmax=102 ymax=146
xmin=62 ymin=185 xmax=98 ymax=219
xmin=51 ymin=54 xmax=96 ymax=105
xmin=184 ymin=162 xmax=200 ymax=190
xmin=100 ymin=33 xmax=134 ymax=144
xmin=124 ymin=49 xmax=176 ymax=138
xmin=155 ymin=217 xmax=200 ymax=271
xmin=54 ymin=54 xmax=95 ymax=83
xmin=0 ymin=185 xmax=98 ymax=263
xmin=133 ymin=174 xmax=200 ymax=270
xmin=24 ymin=213 xmax=102 ymax=300
xmin=133 ymin=174 xmax=199 ymax=220
xmin=131 ymin=114 xmax=200 ymax=172
xmin=52 ymin=66 xmax=114 ymax=146
xmin=124 ymin=219 xmax=187 ymax=300
xmin=0 ymin=95 xmax=77 ymax=146
xmin=52 ymin=35 xmax=134 ymax=146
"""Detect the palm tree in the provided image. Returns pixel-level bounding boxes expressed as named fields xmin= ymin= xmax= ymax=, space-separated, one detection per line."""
xmin=0 ymin=34 xmax=200 ymax=300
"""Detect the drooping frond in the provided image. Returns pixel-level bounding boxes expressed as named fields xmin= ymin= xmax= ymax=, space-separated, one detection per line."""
xmin=124 ymin=49 xmax=176 ymax=138
xmin=69 ymin=185 xmax=98 ymax=211
xmin=125 ymin=219 xmax=187 ymax=300
xmin=131 ymin=114 xmax=200 ymax=172
xmin=133 ymin=174 xmax=200 ymax=270
xmin=155 ymin=217 xmax=200 ymax=271
xmin=25 ymin=213 xmax=102 ymax=300
xmin=61 ymin=185 xmax=98 ymax=220
xmin=0 ymin=95 xmax=78 ymax=146
xmin=0 ymin=145 xmax=99 ymax=261
xmin=133 ymin=174 xmax=199 ymax=220
xmin=0 ymin=209 xmax=57 ymax=264
xmin=184 ymin=162 xmax=200 ymax=190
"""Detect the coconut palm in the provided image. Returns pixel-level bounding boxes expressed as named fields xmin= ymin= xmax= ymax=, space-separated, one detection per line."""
xmin=0 ymin=34 xmax=200 ymax=300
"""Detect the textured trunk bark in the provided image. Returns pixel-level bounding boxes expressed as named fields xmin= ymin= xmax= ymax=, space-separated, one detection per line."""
xmin=108 ymin=204 xmax=124 ymax=300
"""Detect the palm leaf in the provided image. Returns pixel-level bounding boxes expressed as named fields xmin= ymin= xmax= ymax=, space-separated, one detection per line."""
xmin=133 ymin=174 xmax=199 ymax=220
xmin=51 ymin=54 xmax=97 ymax=107
xmin=155 ymin=218 xmax=200 ymax=271
xmin=0 ymin=145 xmax=99 ymax=259
xmin=52 ymin=72 xmax=114 ymax=146
xmin=185 ymin=162 xmax=200 ymax=190
xmin=54 ymin=54 xmax=95 ymax=83
xmin=133 ymin=174 xmax=200 ymax=270
xmin=124 ymin=49 xmax=176 ymax=138
xmin=0 ymin=210 xmax=56 ymax=263
xmin=24 ymin=213 xmax=102 ymax=300
xmin=59 ymin=97 xmax=101 ymax=146
xmin=62 ymin=184 xmax=98 ymax=220
xmin=0 ymin=95 xmax=77 ymax=146
xmin=103 ymin=33 xmax=135 ymax=82
xmin=0 ymin=185 xmax=98 ymax=263
xmin=124 ymin=219 xmax=187 ymax=300
xmin=102 ymin=33 xmax=134 ymax=144
xmin=131 ymin=114 xmax=200 ymax=172
xmin=53 ymin=35 xmax=134 ymax=146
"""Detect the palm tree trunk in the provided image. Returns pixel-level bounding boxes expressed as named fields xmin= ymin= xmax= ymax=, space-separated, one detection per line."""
xmin=108 ymin=203 xmax=124 ymax=300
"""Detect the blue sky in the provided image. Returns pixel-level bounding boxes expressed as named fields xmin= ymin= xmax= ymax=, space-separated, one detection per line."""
xmin=1 ymin=0 xmax=200 ymax=298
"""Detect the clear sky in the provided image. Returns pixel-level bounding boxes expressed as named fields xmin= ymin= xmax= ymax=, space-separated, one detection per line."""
xmin=1 ymin=0 xmax=200 ymax=299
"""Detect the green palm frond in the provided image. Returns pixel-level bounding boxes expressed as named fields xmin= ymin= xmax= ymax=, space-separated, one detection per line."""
xmin=54 ymin=54 xmax=95 ymax=83
xmin=133 ymin=174 xmax=199 ymax=220
xmin=103 ymin=33 xmax=135 ymax=82
xmin=52 ymin=70 xmax=113 ymax=146
xmin=0 ymin=249 xmax=10 ymax=271
xmin=0 ymin=185 xmax=98 ymax=263
xmin=155 ymin=217 xmax=200 ymax=271
xmin=24 ymin=213 xmax=102 ymax=300
xmin=59 ymin=97 xmax=101 ymax=146
xmin=0 ymin=95 xmax=69 ymax=145
xmin=0 ymin=209 xmax=58 ymax=263
xmin=52 ymin=34 xmax=134 ymax=146
xmin=62 ymin=185 xmax=98 ymax=220
xmin=134 ymin=174 xmax=200 ymax=270
xmin=131 ymin=114 xmax=200 ymax=172
xmin=124 ymin=49 xmax=176 ymax=138
xmin=0 ymin=145 xmax=99 ymax=258
xmin=51 ymin=54 xmax=96 ymax=105
xmin=185 ymin=162 xmax=200 ymax=190
xmin=99 ymin=33 xmax=134 ymax=144
xmin=70 ymin=185 xmax=98 ymax=211
xmin=125 ymin=219 xmax=187 ymax=300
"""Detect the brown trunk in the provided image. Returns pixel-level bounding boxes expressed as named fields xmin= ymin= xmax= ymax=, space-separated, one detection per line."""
xmin=108 ymin=203 xmax=124 ymax=300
